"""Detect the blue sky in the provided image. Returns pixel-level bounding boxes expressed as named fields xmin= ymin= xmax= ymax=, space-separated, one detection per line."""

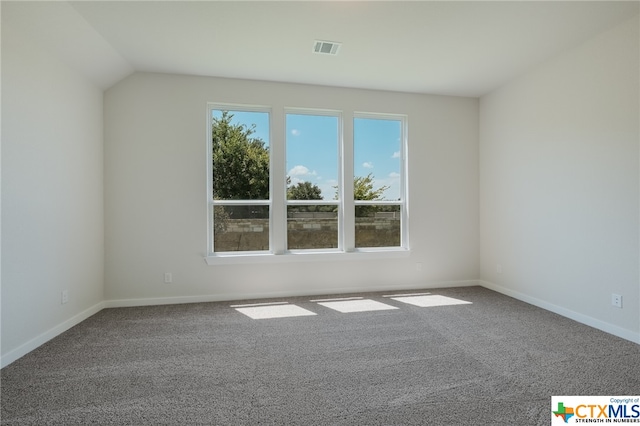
xmin=286 ymin=114 xmax=339 ymax=200
xmin=213 ymin=110 xmax=401 ymax=201
xmin=353 ymin=117 xmax=402 ymax=200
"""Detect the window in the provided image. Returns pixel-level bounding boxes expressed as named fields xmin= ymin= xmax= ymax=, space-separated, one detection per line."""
xmin=353 ymin=115 xmax=405 ymax=248
xmin=286 ymin=111 xmax=340 ymax=250
xmin=209 ymin=107 xmax=271 ymax=253
xmin=207 ymin=104 xmax=408 ymax=260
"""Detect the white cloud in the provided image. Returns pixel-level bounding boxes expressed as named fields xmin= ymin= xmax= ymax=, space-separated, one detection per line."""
xmin=291 ymin=129 xmax=300 ymax=136
xmin=391 ymin=151 xmax=401 ymax=159
xmin=289 ymin=165 xmax=311 ymax=176
xmin=289 ymin=176 xmax=304 ymax=186
xmin=362 ymin=161 xmax=374 ymax=169
xmin=388 ymin=172 xmax=400 ymax=178
xmin=288 ymin=165 xmax=317 ymax=186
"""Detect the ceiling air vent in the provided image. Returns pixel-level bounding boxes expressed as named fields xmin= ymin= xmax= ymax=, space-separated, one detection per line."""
xmin=313 ymin=40 xmax=341 ymax=55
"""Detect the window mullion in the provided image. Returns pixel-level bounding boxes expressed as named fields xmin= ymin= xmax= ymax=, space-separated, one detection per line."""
xmin=401 ymin=117 xmax=409 ymax=249
xmin=270 ymin=107 xmax=286 ymax=254
xmin=213 ymin=199 xmax=271 ymax=206
xmin=287 ymin=200 xmax=340 ymax=206
xmin=342 ymin=111 xmax=355 ymax=251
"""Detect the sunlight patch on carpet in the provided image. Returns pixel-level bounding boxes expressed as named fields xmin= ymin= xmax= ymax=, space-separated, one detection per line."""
xmin=317 ymin=299 xmax=399 ymax=313
xmin=391 ymin=295 xmax=472 ymax=307
xmin=309 ymin=296 xmax=364 ymax=302
xmin=230 ymin=301 xmax=289 ymax=308
xmin=382 ymin=292 xmax=431 ymax=298
xmin=235 ymin=304 xmax=317 ymax=319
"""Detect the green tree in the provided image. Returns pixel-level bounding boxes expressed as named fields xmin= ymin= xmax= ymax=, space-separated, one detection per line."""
xmin=287 ymin=181 xmax=327 ymax=213
xmin=287 ymin=181 xmax=323 ymax=200
xmin=335 ymin=173 xmax=390 ymax=216
xmin=212 ymin=111 xmax=269 ymax=200
xmin=354 ymin=173 xmax=389 ymax=201
xmin=334 ymin=173 xmax=389 ymax=201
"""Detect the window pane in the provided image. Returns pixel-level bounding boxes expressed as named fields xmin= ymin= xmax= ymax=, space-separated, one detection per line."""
xmin=355 ymin=205 xmax=401 ymax=248
xmin=286 ymin=114 xmax=338 ymax=201
xmin=213 ymin=205 xmax=269 ymax=252
xmin=287 ymin=205 xmax=338 ymax=250
xmin=353 ymin=118 xmax=401 ymax=201
xmin=212 ymin=110 xmax=270 ymax=200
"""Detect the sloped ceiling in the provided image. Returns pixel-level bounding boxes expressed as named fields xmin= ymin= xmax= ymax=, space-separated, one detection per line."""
xmin=2 ymin=1 xmax=133 ymax=89
xmin=3 ymin=1 xmax=639 ymax=96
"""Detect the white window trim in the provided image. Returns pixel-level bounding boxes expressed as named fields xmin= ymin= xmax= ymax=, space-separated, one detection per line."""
xmin=207 ymin=103 xmax=273 ymax=255
xmin=205 ymin=104 xmax=410 ymax=264
xmin=204 ymin=247 xmax=410 ymax=265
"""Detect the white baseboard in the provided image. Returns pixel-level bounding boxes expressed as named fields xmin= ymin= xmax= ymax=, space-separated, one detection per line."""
xmin=1 ymin=301 xmax=106 ymax=368
xmin=479 ymin=280 xmax=640 ymax=345
xmin=104 ymin=280 xmax=480 ymax=308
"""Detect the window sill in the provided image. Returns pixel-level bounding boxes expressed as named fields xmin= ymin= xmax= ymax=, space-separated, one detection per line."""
xmin=204 ymin=248 xmax=410 ymax=265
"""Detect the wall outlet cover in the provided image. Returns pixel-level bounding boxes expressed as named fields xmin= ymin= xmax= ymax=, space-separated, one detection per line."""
xmin=611 ymin=293 xmax=622 ymax=308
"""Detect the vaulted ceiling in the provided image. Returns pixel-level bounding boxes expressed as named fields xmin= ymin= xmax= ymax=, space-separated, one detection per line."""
xmin=3 ymin=1 xmax=638 ymax=96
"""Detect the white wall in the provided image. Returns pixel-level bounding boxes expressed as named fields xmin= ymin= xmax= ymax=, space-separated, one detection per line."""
xmin=104 ymin=74 xmax=479 ymax=304
xmin=479 ymin=16 xmax=640 ymax=342
xmin=1 ymin=22 xmax=105 ymax=365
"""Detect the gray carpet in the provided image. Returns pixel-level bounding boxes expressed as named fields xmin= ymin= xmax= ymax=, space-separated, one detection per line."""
xmin=1 ymin=286 xmax=639 ymax=425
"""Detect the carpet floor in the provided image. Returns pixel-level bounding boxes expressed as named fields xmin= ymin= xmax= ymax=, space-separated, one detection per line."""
xmin=1 ymin=286 xmax=639 ymax=425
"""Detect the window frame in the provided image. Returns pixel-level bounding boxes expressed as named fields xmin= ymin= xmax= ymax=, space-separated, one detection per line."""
xmin=352 ymin=112 xmax=409 ymax=251
xmin=207 ymin=103 xmax=273 ymax=256
xmin=205 ymin=104 xmax=409 ymax=264
xmin=284 ymin=108 xmax=343 ymax=253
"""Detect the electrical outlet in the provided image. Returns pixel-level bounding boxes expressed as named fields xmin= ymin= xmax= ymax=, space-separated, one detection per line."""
xmin=416 ymin=262 xmax=422 ymax=272
xmin=61 ymin=290 xmax=69 ymax=304
xmin=496 ymin=264 xmax=503 ymax=274
xmin=164 ymin=272 xmax=172 ymax=283
xmin=611 ymin=293 xmax=622 ymax=308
